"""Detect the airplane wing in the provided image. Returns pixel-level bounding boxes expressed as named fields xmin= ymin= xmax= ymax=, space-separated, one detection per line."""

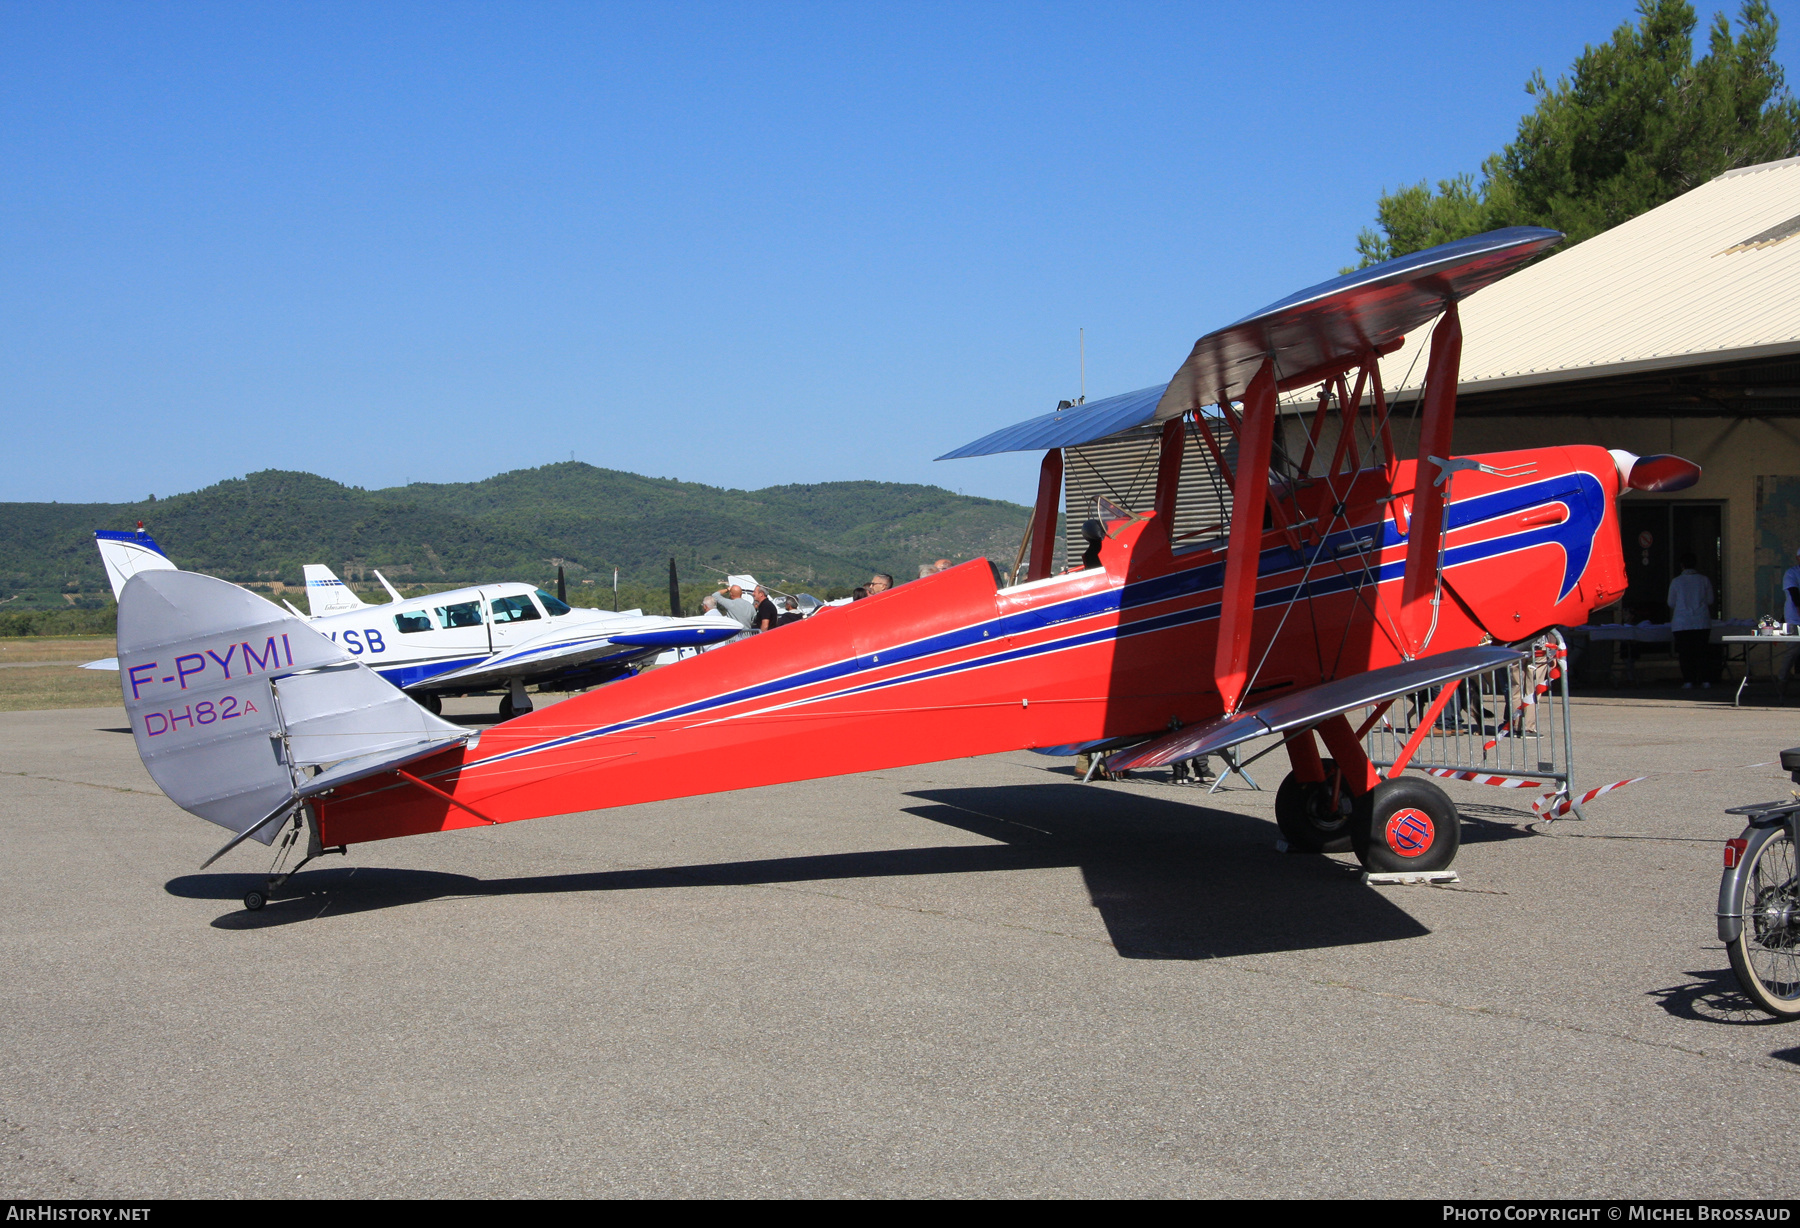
xmin=1104 ymin=646 xmax=1523 ymax=772
xmin=409 ymin=616 xmax=742 ymax=692
xmin=1158 ymin=226 xmax=1561 ymax=411
xmin=935 ymin=227 xmax=1563 ymax=463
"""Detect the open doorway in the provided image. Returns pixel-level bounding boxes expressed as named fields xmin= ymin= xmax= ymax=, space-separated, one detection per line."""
xmin=1616 ymin=501 xmax=1723 ymax=622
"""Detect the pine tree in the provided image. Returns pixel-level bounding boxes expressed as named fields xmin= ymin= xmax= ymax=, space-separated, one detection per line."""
xmin=1351 ymin=1 xmax=1800 ymax=268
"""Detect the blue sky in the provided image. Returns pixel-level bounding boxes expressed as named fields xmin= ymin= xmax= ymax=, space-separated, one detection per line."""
xmin=4 ymin=1 xmax=1789 ymax=506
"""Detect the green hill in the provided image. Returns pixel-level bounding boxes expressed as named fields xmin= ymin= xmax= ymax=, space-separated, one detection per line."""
xmin=0 ymin=463 xmax=1029 ymax=616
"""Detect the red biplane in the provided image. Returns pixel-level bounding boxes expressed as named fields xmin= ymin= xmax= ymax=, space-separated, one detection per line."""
xmin=114 ymin=228 xmax=1699 ymax=906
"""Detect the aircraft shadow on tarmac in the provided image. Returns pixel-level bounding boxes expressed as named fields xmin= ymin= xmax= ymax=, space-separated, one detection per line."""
xmin=166 ymin=780 xmax=1441 ymax=960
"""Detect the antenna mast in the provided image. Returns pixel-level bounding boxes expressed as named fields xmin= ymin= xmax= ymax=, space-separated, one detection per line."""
xmin=1079 ymin=328 xmax=1085 ymax=404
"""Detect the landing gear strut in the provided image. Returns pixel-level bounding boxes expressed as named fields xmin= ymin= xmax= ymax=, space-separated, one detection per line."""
xmin=240 ymin=805 xmax=346 ymax=913
xmin=498 ymin=678 xmax=535 ymax=721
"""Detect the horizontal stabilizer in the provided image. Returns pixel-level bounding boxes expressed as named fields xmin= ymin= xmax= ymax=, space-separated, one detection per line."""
xmin=1107 ymin=645 xmax=1522 ymax=772
xmin=118 ymin=570 xmax=466 ymax=844
xmin=94 ymin=529 xmax=176 ymax=601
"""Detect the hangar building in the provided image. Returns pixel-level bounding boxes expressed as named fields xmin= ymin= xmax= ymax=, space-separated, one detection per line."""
xmin=1371 ymin=154 xmax=1800 ymax=624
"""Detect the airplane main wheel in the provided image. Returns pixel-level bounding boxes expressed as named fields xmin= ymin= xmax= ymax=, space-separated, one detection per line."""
xmin=1351 ymin=777 xmax=1460 ymax=873
xmin=498 ymin=694 xmax=514 ymax=721
xmin=416 ymin=693 xmax=442 ymax=716
xmin=1274 ymin=760 xmax=1354 ymax=853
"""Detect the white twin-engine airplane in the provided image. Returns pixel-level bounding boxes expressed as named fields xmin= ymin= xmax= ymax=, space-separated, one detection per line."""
xmin=92 ymin=527 xmax=742 ymax=717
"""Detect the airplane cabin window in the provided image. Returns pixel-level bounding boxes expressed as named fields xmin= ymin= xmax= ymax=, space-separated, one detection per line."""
xmin=393 ymin=611 xmax=433 ymax=634
xmin=435 ymin=600 xmax=484 ymax=629
xmin=490 ymin=595 xmax=542 ymax=624
xmin=535 ymin=589 xmax=572 ymax=616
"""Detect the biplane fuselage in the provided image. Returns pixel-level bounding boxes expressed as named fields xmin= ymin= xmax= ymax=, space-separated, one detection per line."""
xmin=310 ymin=443 xmax=1627 ymax=848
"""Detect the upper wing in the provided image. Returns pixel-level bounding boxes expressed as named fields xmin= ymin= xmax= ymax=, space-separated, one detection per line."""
xmin=936 ymin=227 xmax=1563 ymax=459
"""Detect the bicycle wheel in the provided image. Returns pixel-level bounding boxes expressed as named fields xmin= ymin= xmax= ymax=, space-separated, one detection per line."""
xmin=1727 ymin=825 xmax=1800 ymax=1018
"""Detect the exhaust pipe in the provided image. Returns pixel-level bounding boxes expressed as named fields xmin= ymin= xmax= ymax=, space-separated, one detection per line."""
xmin=1608 ymin=449 xmax=1701 ymax=493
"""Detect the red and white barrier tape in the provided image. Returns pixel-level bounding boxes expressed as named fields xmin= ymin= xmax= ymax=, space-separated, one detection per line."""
xmin=1409 ymin=754 xmax=1778 ymax=822
xmin=1530 ymin=760 xmax=1776 ymax=820
xmin=1531 ymin=776 xmax=1647 ymax=819
xmin=1425 ymin=768 xmax=1543 ymax=789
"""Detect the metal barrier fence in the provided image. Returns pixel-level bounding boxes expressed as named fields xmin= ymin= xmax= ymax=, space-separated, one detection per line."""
xmin=1362 ymin=629 xmax=1583 ymax=819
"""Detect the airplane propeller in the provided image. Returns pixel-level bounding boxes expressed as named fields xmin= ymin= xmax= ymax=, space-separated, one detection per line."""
xmin=1607 ymin=449 xmax=1701 ymax=493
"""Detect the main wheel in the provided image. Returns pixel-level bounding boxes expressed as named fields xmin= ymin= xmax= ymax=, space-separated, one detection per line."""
xmin=1274 ymin=760 xmax=1354 ymax=853
xmin=1351 ymin=776 xmax=1460 ymax=872
xmin=1727 ymin=826 xmax=1800 ymax=1018
xmin=416 ymin=693 xmax=442 ymax=716
xmin=243 ymin=890 xmax=265 ymax=912
xmin=498 ymin=693 xmax=514 ymax=721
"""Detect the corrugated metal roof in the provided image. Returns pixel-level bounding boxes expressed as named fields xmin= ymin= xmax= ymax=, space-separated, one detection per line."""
xmin=1359 ymin=156 xmax=1800 ymax=401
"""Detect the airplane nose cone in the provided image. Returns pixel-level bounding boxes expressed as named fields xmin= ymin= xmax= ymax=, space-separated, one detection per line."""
xmin=1608 ymin=449 xmax=1701 ymax=493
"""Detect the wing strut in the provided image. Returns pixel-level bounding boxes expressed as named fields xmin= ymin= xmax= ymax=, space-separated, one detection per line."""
xmin=1025 ymin=448 xmax=1064 ymax=582
xmin=1211 ymin=357 xmax=1277 ymax=714
xmin=1152 ymin=417 xmax=1185 ymax=541
xmin=1398 ymin=302 xmax=1462 ymax=657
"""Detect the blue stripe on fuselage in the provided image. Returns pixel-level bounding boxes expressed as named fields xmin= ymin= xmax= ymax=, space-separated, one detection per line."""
xmin=446 ymin=469 xmax=1605 ymax=776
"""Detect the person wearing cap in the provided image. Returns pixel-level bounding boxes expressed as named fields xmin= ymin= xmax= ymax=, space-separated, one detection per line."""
xmin=776 ymin=596 xmax=805 ymax=627
xmin=751 ymin=585 xmax=779 ymax=633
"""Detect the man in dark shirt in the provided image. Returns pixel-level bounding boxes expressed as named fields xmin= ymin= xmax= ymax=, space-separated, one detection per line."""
xmin=752 ymin=585 xmax=779 ymax=633
xmin=776 ymin=596 xmax=805 ymax=626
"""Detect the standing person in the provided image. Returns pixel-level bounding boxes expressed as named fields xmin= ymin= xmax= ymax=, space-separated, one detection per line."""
xmin=866 ymin=572 xmax=893 ymax=595
xmin=1667 ymin=551 xmax=1715 ymax=689
xmin=751 ymin=585 xmax=779 ymax=633
xmin=713 ymin=583 xmax=755 ymax=633
xmin=1782 ymin=547 xmax=1800 ymax=681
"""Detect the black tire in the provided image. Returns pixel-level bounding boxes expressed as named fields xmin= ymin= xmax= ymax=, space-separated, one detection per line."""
xmin=1274 ymin=760 xmax=1354 ymax=853
xmin=243 ymin=890 xmax=265 ymax=912
xmin=1727 ymin=825 xmax=1800 ymax=1018
xmin=416 ymin=693 xmax=442 ymax=716
xmin=498 ymin=694 xmax=514 ymax=721
xmin=1351 ymin=776 xmax=1460 ymax=872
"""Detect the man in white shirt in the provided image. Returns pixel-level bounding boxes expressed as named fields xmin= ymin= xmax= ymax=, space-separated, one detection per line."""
xmin=1667 ymin=552 xmax=1715 ymax=689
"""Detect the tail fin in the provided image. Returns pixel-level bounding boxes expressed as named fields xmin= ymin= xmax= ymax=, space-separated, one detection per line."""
xmin=118 ymin=570 xmax=467 ymax=846
xmin=94 ymin=525 xmax=176 ymax=600
xmin=302 ymin=565 xmax=370 ymax=617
